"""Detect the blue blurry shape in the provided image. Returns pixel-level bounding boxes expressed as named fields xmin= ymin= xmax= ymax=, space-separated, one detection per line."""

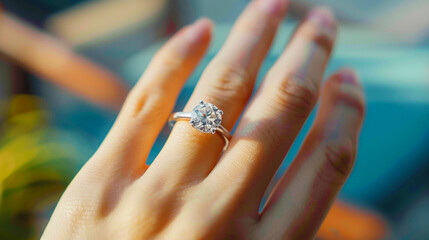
xmin=31 ymin=75 xmax=117 ymax=162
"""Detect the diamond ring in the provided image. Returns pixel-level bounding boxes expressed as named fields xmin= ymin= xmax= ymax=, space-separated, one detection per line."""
xmin=168 ymin=100 xmax=232 ymax=151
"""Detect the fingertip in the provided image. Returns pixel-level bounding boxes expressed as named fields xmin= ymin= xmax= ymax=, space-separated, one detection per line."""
xmin=336 ymin=68 xmax=361 ymax=86
xmin=192 ymin=18 xmax=214 ymax=33
xmin=254 ymin=0 xmax=289 ymax=16
xmin=307 ymin=7 xmax=337 ymax=33
xmin=307 ymin=6 xmax=336 ymax=29
xmin=323 ymin=68 xmax=365 ymax=117
xmin=186 ymin=18 xmax=213 ymax=43
xmin=195 ymin=17 xmax=214 ymax=28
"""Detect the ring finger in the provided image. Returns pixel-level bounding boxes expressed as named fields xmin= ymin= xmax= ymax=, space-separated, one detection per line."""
xmin=150 ymin=0 xmax=290 ymax=182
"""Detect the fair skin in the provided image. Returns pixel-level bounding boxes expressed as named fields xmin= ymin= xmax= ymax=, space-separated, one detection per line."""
xmin=42 ymin=0 xmax=365 ymax=239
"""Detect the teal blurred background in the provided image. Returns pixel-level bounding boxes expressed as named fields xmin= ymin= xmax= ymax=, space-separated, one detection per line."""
xmin=1 ymin=0 xmax=429 ymax=239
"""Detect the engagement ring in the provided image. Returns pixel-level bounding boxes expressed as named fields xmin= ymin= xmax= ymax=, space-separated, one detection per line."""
xmin=168 ymin=100 xmax=232 ymax=151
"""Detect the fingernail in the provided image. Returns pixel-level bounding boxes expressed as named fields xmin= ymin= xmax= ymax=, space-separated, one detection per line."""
xmin=307 ymin=7 xmax=335 ymax=29
xmin=335 ymin=69 xmax=365 ymax=115
xmin=185 ymin=18 xmax=212 ymax=42
xmin=338 ymin=69 xmax=359 ymax=86
xmin=257 ymin=0 xmax=287 ymax=15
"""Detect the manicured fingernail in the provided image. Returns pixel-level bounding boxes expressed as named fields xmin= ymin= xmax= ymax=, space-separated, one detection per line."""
xmin=307 ymin=7 xmax=335 ymax=29
xmin=257 ymin=0 xmax=287 ymax=15
xmin=338 ymin=69 xmax=359 ymax=85
xmin=186 ymin=18 xmax=212 ymax=42
xmin=335 ymin=69 xmax=365 ymax=115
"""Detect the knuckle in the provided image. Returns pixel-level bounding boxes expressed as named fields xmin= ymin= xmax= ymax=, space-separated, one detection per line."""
xmin=138 ymin=91 xmax=171 ymax=122
xmin=204 ymin=63 xmax=253 ymax=104
xmin=300 ymin=19 xmax=336 ymax=53
xmin=274 ymin=72 xmax=319 ymax=118
xmin=322 ymin=139 xmax=355 ymax=179
xmin=328 ymin=77 xmax=365 ymax=117
xmin=126 ymin=88 xmax=171 ymax=124
xmin=152 ymin=50 xmax=184 ymax=71
xmin=312 ymin=28 xmax=336 ymax=53
xmin=235 ymin=17 xmax=265 ymax=35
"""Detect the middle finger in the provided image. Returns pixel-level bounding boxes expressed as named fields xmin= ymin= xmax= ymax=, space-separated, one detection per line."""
xmin=206 ymin=8 xmax=337 ymax=216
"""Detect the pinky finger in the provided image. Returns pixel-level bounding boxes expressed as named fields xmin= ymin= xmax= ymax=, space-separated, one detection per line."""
xmin=257 ymin=69 xmax=365 ymax=240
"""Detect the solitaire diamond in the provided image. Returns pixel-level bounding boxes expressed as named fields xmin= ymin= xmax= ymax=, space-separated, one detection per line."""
xmin=190 ymin=100 xmax=223 ymax=134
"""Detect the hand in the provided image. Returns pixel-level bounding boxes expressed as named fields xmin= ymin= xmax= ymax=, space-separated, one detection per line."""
xmin=42 ymin=0 xmax=364 ymax=239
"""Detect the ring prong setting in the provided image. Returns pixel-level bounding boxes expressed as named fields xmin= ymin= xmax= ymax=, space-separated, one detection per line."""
xmin=190 ymin=101 xmax=223 ymax=134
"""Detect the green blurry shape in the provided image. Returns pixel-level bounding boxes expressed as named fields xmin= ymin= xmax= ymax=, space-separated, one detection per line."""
xmin=0 ymin=95 xmax=83 ymax=240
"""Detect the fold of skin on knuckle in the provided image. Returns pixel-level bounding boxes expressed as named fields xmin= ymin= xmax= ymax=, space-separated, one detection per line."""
xmin=137 ymin=89 xmax=173 ymax=120
xmin=121 ymin=84 xmax=173 ymax=126
xmin=201 ymin=62 xmax=254 ymax=109
xmin=124 ymin=87 xmax=170 ymax=124
xmin=319 ymin=138 xmax=356 ymax=181
xmin=313 ymin=100 xmax=363 ymax=184
xmin=332 ymin=81 xmax=365 ymax=117
xmin=272 ymin=72 xmax=319 ymax=119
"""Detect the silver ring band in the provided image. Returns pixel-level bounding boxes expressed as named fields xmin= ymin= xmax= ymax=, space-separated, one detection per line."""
xmin=168 ymin=101 xmax=232 ymax=151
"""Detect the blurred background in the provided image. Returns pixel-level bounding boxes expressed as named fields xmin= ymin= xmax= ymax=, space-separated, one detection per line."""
xmin=1 ymin=0 xmax=429 ymax=239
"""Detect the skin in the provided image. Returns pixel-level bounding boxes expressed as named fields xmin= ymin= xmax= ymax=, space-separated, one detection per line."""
xmin=42 ymin=0 xmax=365 ymax=239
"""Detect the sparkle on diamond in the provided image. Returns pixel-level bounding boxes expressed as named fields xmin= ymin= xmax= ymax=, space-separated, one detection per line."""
xmin=190 ymin=101 xmax=222 ymax=134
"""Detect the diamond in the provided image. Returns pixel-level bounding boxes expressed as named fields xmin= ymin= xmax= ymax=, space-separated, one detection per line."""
xmin=190 ymin=100 xmax=223 ymax=134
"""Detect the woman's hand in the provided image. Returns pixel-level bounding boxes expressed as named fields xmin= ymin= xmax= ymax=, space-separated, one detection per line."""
xmin=42 ymin=0 xmax=365 ymax=239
